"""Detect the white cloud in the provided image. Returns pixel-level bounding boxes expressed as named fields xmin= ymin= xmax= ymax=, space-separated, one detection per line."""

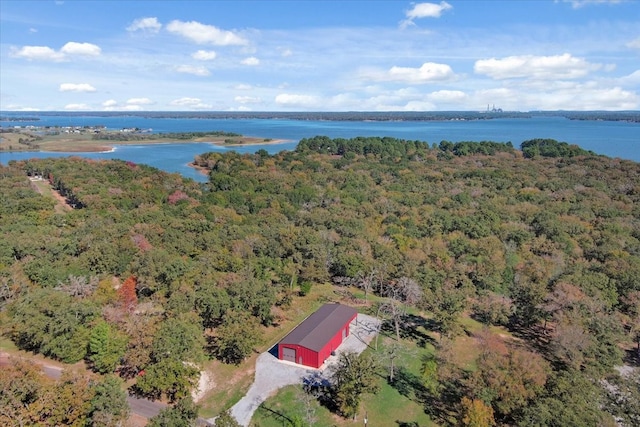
xmin=241 ymin=56 xmax=260 ymax=66
xmin=474 ymin=53 xmax=600 ymax=80
xmin=577 ymin=86 xmax=637 ymax=109
xmin=11 ymin=42 xmax=100 ymax=62
xmin=175 ymin=65 xmax=211 ymax=76
xmin=102 ymin=99 xmax=117 ymax=107
xmin=64 ymin=103 xmax=91 ymax=110
xmin=166 ymin=20 xmax=247 ymax=46
xmin=539 ymin=85 xmax=637 ymax=110
xmin=192 ymin=50 xmax=217 ymax=60
xmin=233 ymin=84 xmax=253 ymax=90
xmin=402 ymin=2 xmax=452 ymax=27
xmin=126 ymin=98 xmax=153 ymax=105
xmin=280 ymin=48 xmax=293 ymax=57
xmin=127 ymin=17 xmax=162 ymax=33
xmin=59 ymin=83 xmax=97 ymax=93
xmin=60 ymin=42 xmax=101 ymax=56
xmin=235 ymin=96 xmax=262 ymax=104
xmin=383 ymin=62 xmax=455 ymax=84
xmin=275 ymin=93 xmax=319 ymax=107
xmin=620 ymin=70 xmax=640 ymax=85
xmin=406 ymin=2 xmax=453 ymax=19
xmin=169 ymin=97 xmax=212 ymax=109
xmin=11 ymin=46 xmax=64 ymax=61
xmin=29 ymin=28 xmax=38 ymax=33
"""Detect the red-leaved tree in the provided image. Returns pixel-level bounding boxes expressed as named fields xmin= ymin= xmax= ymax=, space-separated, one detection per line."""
xmin=118 ymin=276 xmax=138 ymax=313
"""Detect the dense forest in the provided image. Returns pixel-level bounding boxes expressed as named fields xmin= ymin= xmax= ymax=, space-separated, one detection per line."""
xmin=1 ymin=137 xmax=639 ymax=426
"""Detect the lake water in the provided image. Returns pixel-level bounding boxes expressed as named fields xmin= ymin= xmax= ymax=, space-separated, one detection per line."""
xmin=1 ymin=115 xmax=638 ymax=182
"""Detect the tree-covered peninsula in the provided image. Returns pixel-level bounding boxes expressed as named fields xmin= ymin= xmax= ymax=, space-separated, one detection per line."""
xmin=1 ymin=137 xmax=639 ymax=426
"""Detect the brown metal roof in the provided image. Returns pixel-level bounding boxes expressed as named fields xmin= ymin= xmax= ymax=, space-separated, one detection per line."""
xmin=279 ymin=304 xmax=358 ymax=352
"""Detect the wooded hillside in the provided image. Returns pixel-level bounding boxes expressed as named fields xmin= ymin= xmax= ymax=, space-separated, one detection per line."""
xmin=1 ymin=137 xmax=639 ymax=426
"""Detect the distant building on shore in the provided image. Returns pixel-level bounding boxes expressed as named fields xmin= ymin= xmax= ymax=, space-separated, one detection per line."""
xmin=484 ymin=104 xmax=503 ymax=113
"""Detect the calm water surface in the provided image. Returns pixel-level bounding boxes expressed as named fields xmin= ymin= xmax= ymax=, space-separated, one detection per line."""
xmin=1 ymin=116 xmax=638 ymax=182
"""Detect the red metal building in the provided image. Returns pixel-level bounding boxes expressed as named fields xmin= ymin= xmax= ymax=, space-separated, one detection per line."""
xmin=278 ymin=303 xmax=358 ymax=368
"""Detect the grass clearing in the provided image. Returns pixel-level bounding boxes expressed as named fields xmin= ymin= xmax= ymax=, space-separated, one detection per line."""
xmin=252 ymin=322 xmax=438 ymax=427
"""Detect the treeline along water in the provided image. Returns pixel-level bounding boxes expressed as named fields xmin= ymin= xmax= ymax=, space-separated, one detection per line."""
xmin=1 ymin=114 xmax=638 ymax=182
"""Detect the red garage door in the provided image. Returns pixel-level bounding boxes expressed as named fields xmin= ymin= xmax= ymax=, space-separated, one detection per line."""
xmin=282 ymin=347 xmax=296 ymax=363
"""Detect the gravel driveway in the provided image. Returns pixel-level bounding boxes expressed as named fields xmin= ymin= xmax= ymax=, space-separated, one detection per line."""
xmin=210 ymin=313 xmax=380 ymax=427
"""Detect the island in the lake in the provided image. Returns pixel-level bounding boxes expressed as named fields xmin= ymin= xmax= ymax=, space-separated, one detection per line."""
xmin=0 ymin=126 xmax=287 ymax=152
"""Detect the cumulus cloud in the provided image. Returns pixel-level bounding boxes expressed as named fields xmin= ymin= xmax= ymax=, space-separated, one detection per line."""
xmin=60 ymin=42 xmax=101 ymax=56
xmin=59 ymin=83 xmax=96 ymax=92
xmin=175 ymin=65 xmax=211 ymax=76
xmin=406 ymin=1 xmax=453 ymax=19
xmin=474 ymin=53 xmax=600 ymax=80
xmin=166 ymin=20 xmax=247 ymax=45
xmin=12 ymin=42 xmax=101 ymax=61
xmin=127 ymin=17 xmax=162 ymax=33
xmin=383 ymin=62 xmax=455 ymax=84
xmin=233 ymin=84 xmax=253 ymax=90
xmin=102 ymin=99 xmax=118 ymax=107
xmin=169 ymin=97 xmax=212 ymax=109
xmin=402 ymin=2 xmax=452 ymax=27
xmin=241 ymin=56 xmax=260 ymax=66
xmin=192 ymin=50 xmax=217 ymax=60
xmin=12 ymin=46 xmax=64 ymax=61
xmin=275 ymin=93 xmax=319 ymax=107
xmin=64 ymin=103 xmax=91 ymax=110
xmin=126 ymin=98 xmax=153 ymax=105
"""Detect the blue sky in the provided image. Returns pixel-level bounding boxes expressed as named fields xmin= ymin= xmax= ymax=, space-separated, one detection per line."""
xmin=1 ymin=0 xmax=638 ymax=112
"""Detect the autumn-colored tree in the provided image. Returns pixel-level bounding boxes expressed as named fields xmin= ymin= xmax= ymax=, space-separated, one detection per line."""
xmin=460 ymin=397 xmax=495 ymax=427
xmin=117 ymin=275 xmax=137 ymax=313
xmin=43 ymin=370 xmax=95 ymax=427
xmin=120 ymin=314 xmax=158 ymax=378
xmin=0 ymin=358 xmax=49 ymax=426
xmin=167 ymin=190 xmax=190 ymax=205
xmin=467 ymin=332 xmax=548 ymax=419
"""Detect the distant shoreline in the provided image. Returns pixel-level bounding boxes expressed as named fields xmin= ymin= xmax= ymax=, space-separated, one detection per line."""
xmin=2 ymin=110 xmax=639 ymax=123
